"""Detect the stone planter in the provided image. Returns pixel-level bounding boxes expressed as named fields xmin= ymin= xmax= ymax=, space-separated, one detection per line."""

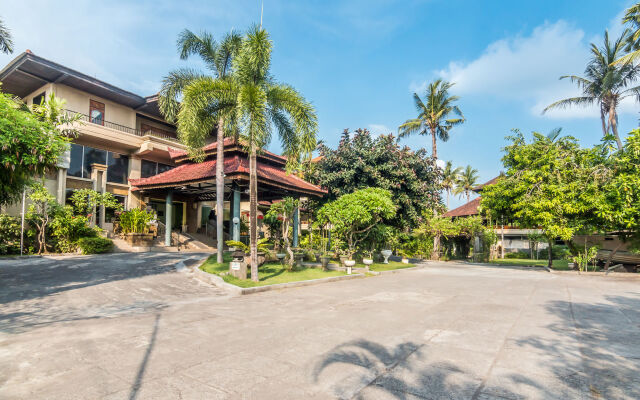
xmin=381 ymin=250 xmax=392 ymax=264
xmin=320 ymin=256 xmax=331 ymax=269
xmin=276 ymin=253 xmax=286 ymax=265
xmin=243 ymin=252 xmax=267 ymax=267
xmin=314 ymin=252 xmax=322 ymax=262
xmin=344 ymin=259 xmax=356 ymax=274
xmin=123 ymin=233 xmax=154 ymax=248
xmin=339 ymin=255 xmax=349 ymax=266
xmin=401 ymin=258 xmax=409 ymax=264
xmin=293 ymin=252 xmax=305 ymax=267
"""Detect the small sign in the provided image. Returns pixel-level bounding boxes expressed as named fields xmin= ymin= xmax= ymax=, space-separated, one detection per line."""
xmin=230 ymin=262 xmax=241 ymax=271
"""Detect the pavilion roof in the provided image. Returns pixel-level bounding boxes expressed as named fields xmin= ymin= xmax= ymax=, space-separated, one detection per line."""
xmin=167 ymin=137 xmax=287 ymax=166
xmin=129 ymin=154 xmax=326 ymax=197
xmin=443 ymin=197 xmax=481 ymax=218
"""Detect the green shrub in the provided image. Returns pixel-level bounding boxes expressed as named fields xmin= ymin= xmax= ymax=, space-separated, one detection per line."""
xmin=77 ymin=236 xmax=113 ymax=254
xmin=505 ymin=251 xmax=530 ymax=259
xmin=50 ymin=206 xmax=95 ymax=253
xmin=552 ymin=245 xmax=571 ymax=260
xmin=0 ymin=214 xmax=21 ymax=255
xmin=119 ymin=208 xmax=153 ymax=234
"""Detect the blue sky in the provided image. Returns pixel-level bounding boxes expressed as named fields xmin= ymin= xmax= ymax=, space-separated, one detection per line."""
xmin=1 ymin=0 xmax=638 ymax=209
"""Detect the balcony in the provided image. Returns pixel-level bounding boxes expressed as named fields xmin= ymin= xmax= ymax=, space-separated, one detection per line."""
xmin=65 ymin=109 xmax=179 ymax=142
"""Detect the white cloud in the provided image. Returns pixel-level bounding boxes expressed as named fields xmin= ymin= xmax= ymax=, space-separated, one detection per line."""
xmin=368 ymin=124 xmax=393 ymax=135
xmin=410 ymin=20 xmax=640 ymax=120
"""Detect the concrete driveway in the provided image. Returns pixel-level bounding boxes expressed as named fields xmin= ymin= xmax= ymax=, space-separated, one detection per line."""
xmin=1 ymin=256 xmax=639 ymax=399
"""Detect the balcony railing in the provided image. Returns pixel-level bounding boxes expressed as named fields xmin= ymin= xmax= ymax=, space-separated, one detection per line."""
xmin=65 ymin=109 xmax=179 ymax=142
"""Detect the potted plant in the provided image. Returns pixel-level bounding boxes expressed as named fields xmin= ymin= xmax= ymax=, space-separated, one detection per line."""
xmin=225 ymin=238 xmax=271 ymax=267
xmin=362 ymin=250 xmax=374 ymax=270
xmin=120 ymin=208 xmax=154 ymax=248
xmin=344 ymin=258 xmax=356 ymax=274
xmin=398 ymin=249 xmax=410 ymax=264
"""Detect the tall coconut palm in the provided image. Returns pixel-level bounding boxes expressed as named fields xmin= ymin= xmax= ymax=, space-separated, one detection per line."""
xmin=398 ymin=79 xmax=464 ymax=159
xmin=178 ymin=26 xmax=317 ymax=281
xmin=158 ymin=29 xmax=241 ymax=264
xmin=441 ymin=161 xmax=461 ymax=210
xmin=544 ymin=30 xmax=640 ymax=150
xmin=454 ymin=165 xmax=479 ymax=203
xmin=614 ymin=3 xmax=640 ymax=65
xmin=0 ymin=17 xmax=13 ymax=54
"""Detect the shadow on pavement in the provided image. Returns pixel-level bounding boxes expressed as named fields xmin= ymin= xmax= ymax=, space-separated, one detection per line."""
xmin=128 ymin=313 xmax=161 ymax=400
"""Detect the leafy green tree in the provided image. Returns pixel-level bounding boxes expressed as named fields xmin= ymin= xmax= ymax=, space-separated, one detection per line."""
xmin=441 ymin=161 xmax=461 ymax=209
xmin=159 ymin=29 xmax=241 ymax=264
xmin=69 ymin=189 xmax=122 ymax=223
xmin=0 ymin=90 xmax=72 ymax=206
xmin=454 ymin=165 xmax=479 ymax=203
xmin=595 ymin=128 xmax=640 ymax=267
xmin=265 ymin=197 xmax=299 ymax=269
xmin=311 ymin=129 xmax=442 ymax=228
xmin=615 ymin=3 xmax=640 ymax=65
xmin=0 ymin=17 xmax=13 ymax=54
xmin=398 ymin=79 xmax=464 ymax=159
xmin=544 ymin=30 xmax=640 ymax=150
xmin=481 ymin=130 xmax=605 ymax=268
xmin=178 ymin=26 xmax=317 ymax=281
xmin=316 ymin=188 xmax=396 ymax=259
xmin=26 ymin=184 xmax=59 ymax=254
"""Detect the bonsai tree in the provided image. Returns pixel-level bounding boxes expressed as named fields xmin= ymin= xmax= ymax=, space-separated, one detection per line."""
xmin=264 ymin=197 xmax=299 ymax=269
xmin=317 ymin=188 xmax=396 ymax=259
xmin=26 ymin=183 xmax=59 ymax=254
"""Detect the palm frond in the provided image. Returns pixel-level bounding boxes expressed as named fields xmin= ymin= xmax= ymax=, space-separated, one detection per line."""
xmin=0 ymin=18 xmax=13 ymax=54
xmin=158 ymin=68 xmax=204 ymax=123
xmin=178 ymin=29 xmax=218 ymax=70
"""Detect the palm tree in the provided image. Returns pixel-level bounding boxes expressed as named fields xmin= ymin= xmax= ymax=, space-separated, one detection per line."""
xmin=178 ymin=26 xmax=317 ymax=281
xmin=441 ymin=161 xmax=461 ymax=209
xmin=454 ymin=165 xmax=479 ymax=203
xmin=398 ymin=79 xmax=464 ymax=159
xmin=0 ymin=17 xmax=13 ymax=54
xmin=544 ymin=30 xmax=640 ymax=150
xmin=614 ymin=3 xmax=640 ymax=65
xmin=158 ymin=29 xmax=241 ymax=264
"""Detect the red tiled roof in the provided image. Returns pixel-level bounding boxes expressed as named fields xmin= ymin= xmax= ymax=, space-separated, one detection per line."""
xmin=443 ymin=197 xmax=481 ymax=218
xmin=168 ymin=138 xmax=287 ymax=164
xmin=473 ymin=176 xmax=501 ymax=192
xmin=129 ymin=154 xmax=326 ymax=196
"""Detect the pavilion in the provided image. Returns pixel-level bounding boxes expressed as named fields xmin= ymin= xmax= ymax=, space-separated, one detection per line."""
xmin=129 ymin=138 xmax=326 ymax=247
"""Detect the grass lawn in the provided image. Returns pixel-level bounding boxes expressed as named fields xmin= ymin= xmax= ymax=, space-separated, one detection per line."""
xmin=200 ymin=255 xmax=347 ymax=288
xmin=366 ymin=261 xmax=415 ymax=272
xmin=488 ymin=258 xmax=570 ymax=270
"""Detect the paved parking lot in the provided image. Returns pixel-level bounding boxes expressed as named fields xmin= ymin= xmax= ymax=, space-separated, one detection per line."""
xmin=1 ymin=254 xmax=639 ymax=399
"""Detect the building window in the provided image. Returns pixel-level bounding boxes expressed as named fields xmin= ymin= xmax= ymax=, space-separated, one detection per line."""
xmin=68 ymin=143 xmax=84 ymax=178
xmin=67 ymin=144 xmax=128 ymax=182
xmin=32 ymin=92 xmax=46 ymax=106
xmin=106 ymin=152 xmax=129 ymax=184
xmin=141 ymin=159 xmax=173 ymax=178
xmin=89 ymin=100 xmax=105 ymax=125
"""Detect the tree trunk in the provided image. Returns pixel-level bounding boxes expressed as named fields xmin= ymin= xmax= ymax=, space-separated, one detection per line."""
xmin=547 ymin=239 xmax=553 ymax=269
xmin=604 ymin=241 xmax=623 ymax=270
xmin=600 ymin=106 xmax=608 ymax=138
xmin=609 ymin=103 xmax=623 ymax=150
xmin=432 ymin=235 xmax=440 ymax=260
xmin=446 ymin=191 xmax=450 ymax=210
xmin=249 ymin=146 xmax=259 ymax=282
xmin=431 ymin=128 xmax=438 ymax=159
xmin=215 ymin=118 xmax=225 ymax=263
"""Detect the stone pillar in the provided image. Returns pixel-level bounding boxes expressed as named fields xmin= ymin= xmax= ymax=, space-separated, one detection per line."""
xmin=90 ymin=163 xmax=107 ymax=228
xmin=292 ymin=206 xmax=299 ymax=248
xmin=128 ymin=157 xmax=142 ymax=210
xmin=165 ymin=189 xmax=173 ymax=247
xmin=56 ymin=168 xmax=67 ymax=205
xmin=232 ymin=188 xmax=241 ymax=241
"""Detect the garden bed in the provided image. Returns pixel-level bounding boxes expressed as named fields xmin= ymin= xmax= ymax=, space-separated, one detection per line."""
xmin=488 ymin=258 xmax=570 ymax=270
xmin=367 ymin=261 xmax=415 ymax=272
xmin=199 ymin=255 xmax=348 ymax=288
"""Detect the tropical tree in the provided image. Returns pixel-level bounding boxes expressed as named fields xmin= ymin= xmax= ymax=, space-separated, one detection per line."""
xmin=544 ymin=30 xmax=640 ymax=150
xmin=454 ymin=165 xmax=479 ymax=203
xmin=441 ymin=161 xmax=461 ymax=209
xmin=316 ymin=188 xmax=396 ymax=259
xmin=311 ymin=128 xmax=442 ymax=228
xmin=0 ymin=90 xmax=75 ymax=206
xmin=398 ymin=79 xmax=464 ymax=159
xmin=615 ymin=3 xmax=640 ymax=65
xmin=0 ymin=17 xmax=13 ymax=54
xmin=158 ymin=29 xmax=241 ymax=263
xmin=265 ymin=197 xmax=299 ymax=270
xmin=178 ymin=26 xmax=317 ymax=281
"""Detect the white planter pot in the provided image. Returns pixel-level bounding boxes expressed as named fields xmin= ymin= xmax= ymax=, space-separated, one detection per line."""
xmin=381 ymin=250 xmax=392 ymax=264
xmin=363 ymin=259 xmax=374 ymax=265
xmin=402 ymin=258 xmax=409 ymax=264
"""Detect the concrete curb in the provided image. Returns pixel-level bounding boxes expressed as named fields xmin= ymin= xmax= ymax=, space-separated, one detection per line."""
xmin=191 ymin=263 xmax=365 ymax=295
